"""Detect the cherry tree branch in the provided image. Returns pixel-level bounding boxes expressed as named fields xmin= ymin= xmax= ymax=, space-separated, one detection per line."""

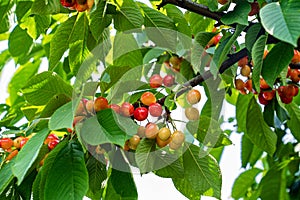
xmin=157 ymin=0 xmax=223 ymax=22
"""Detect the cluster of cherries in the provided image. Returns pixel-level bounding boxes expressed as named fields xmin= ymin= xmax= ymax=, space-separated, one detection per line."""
xmin=60 ymin=0 xmax=94 ymax=12
xmin=0 ymin=133 xmax=60 ymax=163
xmin=73 ymin=72 xmax=202 ymax=152
xmin=235 ymin=50 xmax=300 ymax=105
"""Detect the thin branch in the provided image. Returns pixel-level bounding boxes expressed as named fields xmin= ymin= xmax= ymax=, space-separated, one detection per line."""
xmin=157 ymin=0 xmax=223 ymax=22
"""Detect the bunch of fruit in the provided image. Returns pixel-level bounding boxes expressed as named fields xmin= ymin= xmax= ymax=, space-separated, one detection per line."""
xmin=0 ymin=133 xmax=60 ymax=162
xmin=60 ymin=0 xmax=94 ymax=12
xmin=234 ymin=50 xmax=300 ymax=105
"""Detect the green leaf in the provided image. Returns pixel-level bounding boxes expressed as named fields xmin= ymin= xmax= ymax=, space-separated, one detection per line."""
xmin=246 ymin=97 xmax=277 ymax=155
xmin=8 ymin=60 xmax=41 ymax=105
xmin=173 ymin=178 xmax=201 ymax=200
xmin=260 ymin=1 xmax=300 ymax=47
xmin=80 ymin=109 xmax=138 ymax=146
xmin=285 ymin=102 xmax=300 ymax=141
xmin=187 ymin=12 xmax=215 ymax=35
xmin=16 ymin=170 xmax=37 ymax=200
xmin=12 ymin=128 xmax=49 ymax=185
xmin=69 ymin=13 xmax=90 ymax=75
xmin=252 ymin=35 xmax=267 ymax=92
xmin=179 ymin=144 xmax=221 ymax=199
xmin=232 ymin=168 xmax=262 ymax=198
xmin=21 ymin=71 xmax=73 ymax=106
xmin=246 ymin=23 xmax=262 ymax=52
xmin=0 ymin=0 xmax=13 ymax=34
xmin=221 ymin=1 xmax=251 ymax=25
xmin=8 ymin=25 xmax=33 ymax=57
xmin=49 ymin=16 xmax=76 ymax=70
xmin=236 ymin=93 xmax=253 ymax=132
xmin=20 ymin=15 xmax=51 ymax=40
xmin=44 ymin=140 xmax=88 ymax=200
xmin=113 ymin=0 xmax=143 ymax=31
xmin=31 ymin=0 xmax=69 ymax=15
xmin=40 ymin=93 xmax=71 ymax=118
xmin=0 ymin=161 xmax=14 ymax=195
xmin=49 ymin=101 xmax=73 ymax=130
xmin=135 ymin=138 xmax=156 ymax=173
xmin=241 ymin=134 xmax=263 ymax=167
xmin=261 ymin=42 xmax=294 ymax=86
xmin=0 ymin=50 xmax=11 ymax=71
xmin=86 ymin=154 xmax=107 ymax=199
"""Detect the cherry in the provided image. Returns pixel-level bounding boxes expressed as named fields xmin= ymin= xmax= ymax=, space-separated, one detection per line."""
xmin=169 ymin=56 xmax=181 ymax=71
xmin=260 ymin=78 xmax=270 ymax=89
xmin=185 ymin=107 xmax=200 ymax=121
xmin=218 ymin=0 xmax=228 ymax=5
xmin=137 ymin=126 xmax=146 ymax=138
xmin=158 ymin=127 xmax=171 ymax=141
xmin=235 ymin=79 xmax=245 ymax=90
xmin=75 ymin=0 xmax=88 ymax=12
xmin=171 ymin=131 xmax=185 ymax=145
xmin=291 ymin=50 xmax=300 ymax=64
xmin=238 ymin=56 xmax=248 ymax=67
xmin=109 ymin=104 xmax=121 ymax=114
xmin=145 ymin=123 xmax=159 ymax=139
xmin=85 ymin=100 xmax=94 ymax=113
xmin=60 ymin=0 xmax=75 ymax=7
xmin=120 ymin=102 xmax=134 ymax=117
xmin=248 ymin=2 xmax=259 ymax=16
xmin=241 ymin=65 xmax=251 ymax=77
xmin=148 ymin=103 xmax=163 ymax=117
xmin=48 ymin=139 xmax=59 ymax=150
xmin=156 ymin=137 xmax=171 ymax=148
xmin=149 ymin=74 xmax=163 ymax=88
xmin=258 ymin=93 xmax=269 ymax=105
xmin=123 ymin=140 xmax=130 ymax=151
xmin=186 ymin=89 xmax=201 ymax=105
xmin=140 ymin=92 xmax=156 ymax=106
xmin=94 ymin=97 xmax=108 ymax=112
xmin=289 ymin=69 xmax=300 ymax=83
xmin=133 ymin=107 xmax=148 ymax=121
xmin=245 ymin=79 xmax=253 ymax=91
xmin=262 ymin=90 xmax=275 ymax=101
xmin=163 ymin=75 xmax=175 ymax=87
xmin=0 ymin=138 xmax=13 ymax=150
xmin=169 ymin=141 xmax=182 ymax=150
xmin=75 ymin=99 xmax=87 ymax=116
xmin=73 ymin=115 xmax=85 ymax=127
xmin=87 ymin=0 xmax=94 ymax=9
xmin=44 ymin=133 xmax=59 ymax=145
xmin=207 ymin=34 xmax=222 ymax=47
xmin=20 ymin=138 xmax=29 ymax=148
xmin=6 ymin=149 xmax=18 ymax=161
xmin=13 ymin=136 xmax=25 ymax=149
xmin=280 ymin=95 xmax=293 ymax=104
xmin=128 ymin=135 xmax=140 ymax=150
xmin=278 ymin=85 xmax=299 ymax=98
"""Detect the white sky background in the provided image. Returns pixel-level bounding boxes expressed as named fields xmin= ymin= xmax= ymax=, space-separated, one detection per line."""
xmin=0 ymin=0 xmax=244 ymax=199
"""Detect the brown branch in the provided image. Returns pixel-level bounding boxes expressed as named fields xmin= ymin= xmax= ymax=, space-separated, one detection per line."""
xmin=157 ymin=0 xmax=223 ymax=22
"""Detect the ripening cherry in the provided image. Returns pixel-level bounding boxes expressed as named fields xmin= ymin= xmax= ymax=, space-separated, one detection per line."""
xmin=248 ymin=2 xmax=259 ymax=16
xmin=133 ymin=107 xmax=148 ymax=121
xmin=156 ymin=136 xmax=171 ymax=148
xmin=238 ymin=56 xmax=248 ymax=67
xmin=171 ymin=131 xmax=185 ymax=145
xmin=235 ymin=79 xmax=245 ymax=90
xmin=94 ymin=97 xmax=109 ymax=112
xmin=137 ymin=126 xmax=146 ymax=138
xmin=289 ymin=69 xmax=300 ymax=83
xmin=13 ymin=136 xmax=25 ymax=149
xmin=73 ymin=115 xmax=85 ymax=127
xmin=218 ymin=0 xmax=228 ymax=5
xmin=149 ymin=74 xmax=163 ymax=88
xmin=258 ymin=93 xmax=270 ymax=105
xmin=157 ymin=127 xmax=171 ymax=141
xmin=75 ymin=99 xmax=87 ymax=116
xmin=75 ymin=0 xmax=88 ymax=12
xmin=0 ymin=138 xmax=13 ymax=150
xmin=20 ymin=138 xmax=29 ymax=149
xmin=148 ymin=103 xmax=163 ymax=117
xmin=109 ymin=104 xmax=121 ymax=114
xmin=140 ymin=92 xmax=156 ymax=106
xmin=123 ymin=140 xmax=130 ymax=151
xmin=128 ymin=135 xmax=140 ymax=150
xmin=145 ymin=123 xmax=159 ymax=139
xmin=85 ymin=100 xmax=94 ymax=113
xmin=291 ymin=50 xmax=300 ymax=64
xmin=241 ymin=65 xmax=251 ymax=77
xmin=245 ymin=79 xmax=253 ymax=91
xmin=6 ymin=149 xmax=18 ymax=161
xmin=185 ymin=107 xmax=200 ymax=121
xmin=60 ymin=0 xmax=75 ymax=7
xmin=262 ymin=90 xmax=275 ymax=101
xmin=163 ymin=75 xmax=175 ymax=87
xmin=260 ymin=78 xmax=270 ymax=89
xmin=120 ymin=102 xmax=134 ymax=117
xmin=169 ymin=141 xmax=182 ymax=150
xmin=186 ymin=89 xmax=201 ymax=105
xmin=48 ymin=139 xmax=59 ymax=150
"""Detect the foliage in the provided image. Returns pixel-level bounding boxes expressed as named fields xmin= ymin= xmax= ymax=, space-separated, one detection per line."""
xmin=0 ymin=0 xmax=299 ymax=199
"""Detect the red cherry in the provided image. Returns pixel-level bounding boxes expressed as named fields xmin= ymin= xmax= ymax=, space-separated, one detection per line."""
xmin=163 ymin=75 xmax=175 ymax=87
xmin=291 ymin=50 xmax=300 ymax=64
xmin=248 ymin=2 xmax=259 ymax=16
xmin=262 ymin=90 xmax=275 ymax=101
xmin=145 ymin=123 xmax=159 ymax=139
xmin=280 ymin=95 xmax=293 ymax=104
xmin=289 ymin=69 xmax=300 ymax=83
xmin=258 ymin=93 xmax=270 ymax=105
xmin=148 ymin=103 xmax=163 ymax=117
xmin=109 ymin=104 xmax=121 ymax=114
xmin=48 ymin=139 xmax=60 ymax=150
xmin=149 ymin=74 xmax=163 ymax=88
xmin=260 ymin=78 xmax=270 ymax=89
xmin=0 ymin=138 xmax=13 ymax=150
xmin=60 ymin=0 xmax=75 ymax=7
xmin=238 ymin=56 xmax=248 ymax=67
xmin=133 ymin=107 xmax=148 ymax=121
xmin=20 ymin=138 xmax=29 ymax=149
xmin=94 ymin=97 xmax=108 ymax=112
xmin=44 ymin=133 xmax=59 ymax=145
xmin=120 ymin=102 xmax=134 ymax=117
